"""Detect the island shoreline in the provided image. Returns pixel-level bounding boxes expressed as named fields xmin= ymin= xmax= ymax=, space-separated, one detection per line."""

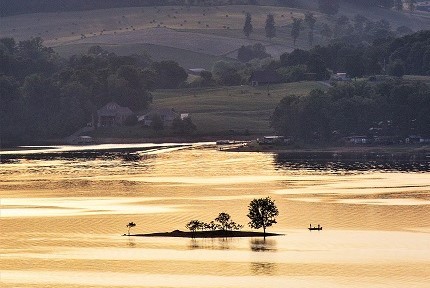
xmin=123 ymin=230 xmax=283 ymax=238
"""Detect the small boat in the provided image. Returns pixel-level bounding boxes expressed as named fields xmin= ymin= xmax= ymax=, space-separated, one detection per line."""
xmin=308 ymin=224 xmax=322 ymax=231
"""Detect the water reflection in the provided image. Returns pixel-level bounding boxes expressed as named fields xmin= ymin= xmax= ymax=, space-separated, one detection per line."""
xmin=250 ymin=262 xmax=277 ymax=276
xmin=126 ymin=237 xmax=137 ymax=248
xmin=250 ymin=238 xmax=277 ymax=252
xmin=274 ymin=152 xmax=430 ymax=172
xmin=188 ymin=238 xmax=233 ymax=250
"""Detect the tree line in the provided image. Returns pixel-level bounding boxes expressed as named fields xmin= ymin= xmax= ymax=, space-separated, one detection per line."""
xmin=271 ymin=80 xmax=430 ymax=143
xmin=276 ymin=30 xmax=430 ymax=80
xmin=209 ymin=30 xmax=429 ymax=87
xmin=0 ymin=38 xmax=188 ymax=144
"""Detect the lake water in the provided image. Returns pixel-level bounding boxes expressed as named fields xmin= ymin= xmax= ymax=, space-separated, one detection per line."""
xmin=1 ymin=143 xmax=430 ymax=287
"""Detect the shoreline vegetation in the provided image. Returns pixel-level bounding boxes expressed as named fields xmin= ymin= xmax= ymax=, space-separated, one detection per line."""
xmin=124 ymin=230 xmax=283 ymax=238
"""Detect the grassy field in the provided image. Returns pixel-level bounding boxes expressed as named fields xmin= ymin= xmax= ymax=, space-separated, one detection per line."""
xmin=150 ymin=81 xmax=327 ymax=135
xmin=89 ymin=81 xmax=326 ymax=139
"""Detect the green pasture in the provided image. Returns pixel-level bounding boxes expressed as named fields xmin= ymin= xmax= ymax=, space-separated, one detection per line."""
xmin=151 ymin=81 xmax=327 ymax=135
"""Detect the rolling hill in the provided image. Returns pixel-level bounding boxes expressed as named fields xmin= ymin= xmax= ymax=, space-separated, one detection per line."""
xmin=1 ymin=4 xmax=429 ymax=69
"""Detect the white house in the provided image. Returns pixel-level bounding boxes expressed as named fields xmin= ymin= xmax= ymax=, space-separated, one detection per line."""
xmin=331 ymin=73 xmax=350 ymax=81
xmin=138 ymin=108 xmax=180 ymax=127
xmin=95 ymin=102 xmax=134 ymax=127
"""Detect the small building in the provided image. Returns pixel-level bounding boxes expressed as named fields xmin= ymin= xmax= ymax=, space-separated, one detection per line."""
xmin=188 ymin=68 xmax=206 ymax=75
xmin=95 ymin=102 xmax=133 ymax=128
xmin=347 ymin=136 xmax=370 ymax=144
xmin=138 ymin=108 xmax=180 ymax=127
xmin=70 ymin=135 xmax=94 ymax=145
xmin=250 ymin=70 xmax=283 ymax=86
xmin=258 ymin=136 xmax=289 ymax=145
xmin=406 ymin=135 xmax=430 ymax=144
xmin=330 ymin=72 xmax=350 ymax=81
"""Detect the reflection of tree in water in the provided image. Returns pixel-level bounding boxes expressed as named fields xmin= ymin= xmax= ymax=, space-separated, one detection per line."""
xmin=187 ymin=238 xmax=234 ymax=250
xmin=250 ymin=262 xmax=277 ymax=276
xmin=249 ymin=239 xmax=278 ymax=275
xmin=127 ymin=238 xmax=136 ymax=248
xmin=250 ymin=238 xmax=277 ymax=252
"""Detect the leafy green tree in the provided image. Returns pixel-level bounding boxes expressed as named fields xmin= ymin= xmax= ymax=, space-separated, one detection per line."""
xmin=151 ymin=60 xmax=188 ymax=89
xmin=150 ymin=114 xmax=164 ymax=131
xmin=388 ymin=59 xmax=405 ymax=77
xmin=212 ymin=61 xmax=242 ymax=86
xmin=321 ymin=23 xmax=333 ymax=43
xmin=126 ymin=222 xmax=136 ymax=236
xmin=353 ymin=14 xmax=368 ymax=34
xmin=238 ymin=43 xmax=270 ymax=62
xmin=304 ymin=12 xmax=316 ymax=47
xmin=265 ymin=14 xmax=276 ymax=40
xmin=291 ymin=18 xmax=303 ymax=46
xmin=394 ymin=0 xmax=403 ymax=11
xmin=172 ymin=117 xmax=197 ymax=135
xmin=318 ymin=0 xmax=340 ymax=15
xmin=243 ymin=12 xmax=253 ymax=37
xmin=247 ymin=197 xmax=279 ymax=237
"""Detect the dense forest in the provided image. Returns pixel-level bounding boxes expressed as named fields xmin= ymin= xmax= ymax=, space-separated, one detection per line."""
xmin=215 ymin=30 xmax=430 ymax=86
xmin=274 ymin=30 xmax=430 ymax=80
xmin=0 ymin=38 xmax=187 ymax=144
xmin=271 ymin=81 xmax=430 ymax=142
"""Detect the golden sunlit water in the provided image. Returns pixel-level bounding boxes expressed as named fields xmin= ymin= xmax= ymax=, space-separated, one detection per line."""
xmin=1 ymin=143 xmax=429 ymax=287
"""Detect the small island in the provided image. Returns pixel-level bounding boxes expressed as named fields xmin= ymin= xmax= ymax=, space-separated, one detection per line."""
xmin=123 ymin=197 xmax=282 ymax=238
xmin=128 ymin=230 xmax=283 ymax=238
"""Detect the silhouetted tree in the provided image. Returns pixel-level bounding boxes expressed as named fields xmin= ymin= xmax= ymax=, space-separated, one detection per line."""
xmin=265 ymin=14 xmax=276 ymax=40
xmin=247 ymin=197 xmax=279 ymax=237
xmin=243 ymin=12 xmax=253 ymax=37
xmin=215 ymin=212 xmax=232 ymax=231
xmin=291 ymin=18 xmax=303 ymax=46
xmin=304 ymin=12 xmax=316 ymax=47
xmin=126 ymin=222 xmax=136 ymax=235
xmin=186 ymin=220 xmax=203 ymax=235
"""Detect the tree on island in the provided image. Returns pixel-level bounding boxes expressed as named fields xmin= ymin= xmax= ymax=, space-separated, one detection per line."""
xmin=215 ymin=212 xmax=243 ymax=231
xmin=243 ymin=12 xmax=253 ymax=38
xmin=186 ymin=220 xmax=203 ymax=234
xmin=126 ymin=222 xmax=136 ymax=235
xmin=247 ymin=197 xmax=279 ymax=237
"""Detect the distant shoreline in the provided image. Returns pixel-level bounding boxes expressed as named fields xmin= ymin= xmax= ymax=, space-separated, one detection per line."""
xmin=124 ymin=230 xmax=283 ymax=238
xmin=226 ymin=144 xmax=430 ymax=156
